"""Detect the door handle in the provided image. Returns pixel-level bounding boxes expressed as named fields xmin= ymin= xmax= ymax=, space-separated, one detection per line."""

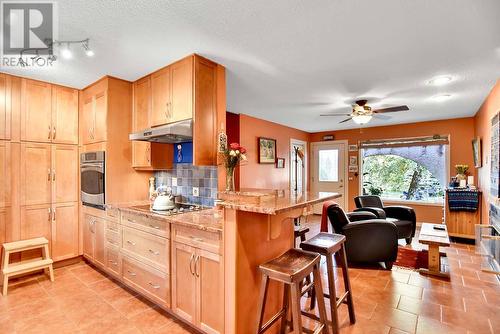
xmin=148 ymin=282 xmax=160 ymax=289
xmin=194 ymin=255 xmax=200 ymax=277
xmin=48 ymin=208 xmax=51 ymax=222
xmin=52 ymin=208 xmax=56 ymax=222
xmin=52 ymin=169 xmax=56 ymax=181
xmin=189 ymin=253 xmax=195 ymax=275
xmin=53 ymin=126 xmax=56 ymax=140
xmin=48 ymin=126 xmax=51 ymax=139
xmin=48 ymin=169 xmax=51 ymax=181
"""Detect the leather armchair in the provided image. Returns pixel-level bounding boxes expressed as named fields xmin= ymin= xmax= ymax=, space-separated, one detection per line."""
xmin=354 ymin=195 xmax=416 ymax=244
xmin=327 ymin=205 xmax=398 ymax=270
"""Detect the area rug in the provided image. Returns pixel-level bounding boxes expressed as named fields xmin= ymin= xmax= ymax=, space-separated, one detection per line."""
xmin=394 ymin=247 xmax=428 ymax=270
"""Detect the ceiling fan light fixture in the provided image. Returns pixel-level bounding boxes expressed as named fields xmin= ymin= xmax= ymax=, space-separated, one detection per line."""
xmin=432 ymin=94 xmax=452 ymax=102
xmin=428 ymin=75 xmax=453 ymax=86
xmin=352 ymin=114 xmax=372 ymax=124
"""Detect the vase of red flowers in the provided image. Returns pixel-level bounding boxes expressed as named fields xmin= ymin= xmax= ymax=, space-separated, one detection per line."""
xmin=221 ymin=143 xmax=247 ymax=192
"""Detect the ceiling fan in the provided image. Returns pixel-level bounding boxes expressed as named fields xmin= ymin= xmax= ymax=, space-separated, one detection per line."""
xmin=320 ymin=100 xmax=409 ymax=125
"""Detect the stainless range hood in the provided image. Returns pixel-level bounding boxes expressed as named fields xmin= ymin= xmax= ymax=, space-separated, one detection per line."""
xmin=129 ymin=119 xmax=193 ymax=143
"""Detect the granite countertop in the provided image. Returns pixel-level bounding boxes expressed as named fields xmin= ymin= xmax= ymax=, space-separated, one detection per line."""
xmin=218 ymin=189 xmax=341 ymax=215
xmin=107 ymin=203 xmax=224 ymax=233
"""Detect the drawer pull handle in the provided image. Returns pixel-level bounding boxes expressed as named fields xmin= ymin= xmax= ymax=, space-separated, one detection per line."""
xmin=127 ymin=270 xmax=136 ymax=277
xmin=108 ymin=260 xmax=118 ymax=266
xmin=148 ymin=282 xmax=160 ymax=289
xmin=127 ymin=240 xmax=136 ymax=246
xmin=189 ymin=253 xmax=195 ymax=275
xmin=149 ymin=224 xmax=160 ymax=229
xmin=194 ymin=255 xmax=200 ymax=277
xmin=108 ymin=240 xmax=118 ymax=245
xmin=148 ymin=249 xmax=160 ymax=255
xmin=127 ymin=218 xmax=136 ymax=223
xmin=190 ymin=236 xmax=204 ymax=242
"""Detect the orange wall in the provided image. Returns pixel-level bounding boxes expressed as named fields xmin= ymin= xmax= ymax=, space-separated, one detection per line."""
xmin=310 ymin=117 xmax=476 ymax=223
xmin=238 ymin=114 xmax=310 ymax=190
xmin=473 ymin=79 xmax=500 ymax=224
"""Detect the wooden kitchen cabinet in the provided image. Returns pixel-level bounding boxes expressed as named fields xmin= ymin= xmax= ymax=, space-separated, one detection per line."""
xmin=172 ymin=240 xmax=224 ymax=334
xmin=82 ymin=97 xmax=94 ymax=144
xmin=151 ymin=68 xmax=171 ymax=127
xmin=0 ymin=208 xmax=6 ymax=247
xmin=51 ymin=202 xmax=79 ymax=261
xmin=132 ymin=76 xmax=172 ymax=170
xmin=21 ymin=79 xmax=52 ymax=143
xmin=82 ymin=213 xmax=106 ymax=267
xmin=20 ymin=143 xmax=52 ymax=206
xmin=52 ymin=144 xmax=79 ymax=203
xmin=51 ymin=85 xmax=79 ymax=144
xmin=170 ymin=57 xmax=193 ymax=123
xmin=82 ymin=89 xmax=107 ymax=144
xmin=0 ymin=74 xmax=11 ymax=140
xmin=172 ymin=242 xmax=197 ymax=324
xmin=0 ymin=141 xmax=10 ymax=208
xmin=20 ymin=204 xmax=52 ymax=243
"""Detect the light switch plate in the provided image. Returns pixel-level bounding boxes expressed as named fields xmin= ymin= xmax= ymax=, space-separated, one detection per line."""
xmin=193 ymin=187 xmax=199 ymax=197
xmin=172 ymin=177 xmax=177 ymax=186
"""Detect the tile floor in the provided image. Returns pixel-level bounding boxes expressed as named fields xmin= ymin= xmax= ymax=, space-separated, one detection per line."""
xmin=0 ymin=217 xmax=498 ymax=334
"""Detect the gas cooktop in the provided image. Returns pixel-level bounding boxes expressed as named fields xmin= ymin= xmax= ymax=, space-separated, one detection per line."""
xmin=130 ymin=203 xmax=206 ymax=216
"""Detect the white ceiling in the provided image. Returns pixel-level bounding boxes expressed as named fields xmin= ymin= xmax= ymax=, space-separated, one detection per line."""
xmin=3 ymin=0 xmax=500 ymax=132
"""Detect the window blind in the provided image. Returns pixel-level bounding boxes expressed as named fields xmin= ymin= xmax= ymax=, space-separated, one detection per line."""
xmin=359 ymin=135 xmax=449 ymax=149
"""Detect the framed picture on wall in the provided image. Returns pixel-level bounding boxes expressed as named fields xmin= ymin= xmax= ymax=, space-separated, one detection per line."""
xmin=472 ymin=137 xmax=482 ymax=168
xmin=276 ymin=158 xmax=285 ymax=168
xmin=349 ymin=156 xmax=358 ymax=166
xmin=258 ymin=137 xmax=277 ymax=164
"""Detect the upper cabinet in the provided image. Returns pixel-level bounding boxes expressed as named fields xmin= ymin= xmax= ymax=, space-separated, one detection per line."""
xmin=81 ymin=79 xmax=108 ymax=145
xmin=52 ymin=85 xmax=79 ymax=144
xmin=0 ymin=74 xmax=11 ymax=140
xmin=132 ymin=54 xmax=225 ymax=166
xmin=20 ymin=79 xmax=78 ymax=144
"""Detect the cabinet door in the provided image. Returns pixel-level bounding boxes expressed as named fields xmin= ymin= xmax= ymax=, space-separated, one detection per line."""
xmin=197 ymin=250 xmax=224 ymax=334
xmin=52 ymin=86 xmax=78 ymax=144
xmin=94 ymin=217 xmax=105 ymax=267
xmin=83 ymin=214 xmax=95 ymax=259
xmin=93 ymin=91 xmax=107 ymax=143
xmin=82 ymin=97 xmax=94 ymax=144
xmin=52 ymin=145 xmax=79 ymax=203
xmin=21 ymin=79 xmax=52 ymax=142
xmin=20 ymin=143 xmax=51 ymax=206
xmin=0 ymin=74 xmax=9 ymax=140
xmin=0 ymin=141 xmax=9 ymax=208
xmin=151 ymin=68 xmax=171 ymax=127
xmin=132 ymin=76 xmax=153 ymax=168
xmin=20 ymin=204 xmax=52 ymax=242
xmin=170 ymin=57 xmax=193 ymax=123
xmin=51 ymin=202 xmax=78 ymax=261
xmin=0 ymin=208 xmax=6 ymax=247
xmin=172 ymin=242 xmax=197 ymax=323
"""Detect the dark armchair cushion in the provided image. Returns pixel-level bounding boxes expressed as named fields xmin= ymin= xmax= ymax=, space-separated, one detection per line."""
xmin=354 ymin=195 xmax=384 ymax=209
xmin=347 ymin=211 xmax=378 ymax=222
xmin=354 ymin=207 xmax=387 ymax=219
xmin=326 ymin=204 xmax=350 ymax=233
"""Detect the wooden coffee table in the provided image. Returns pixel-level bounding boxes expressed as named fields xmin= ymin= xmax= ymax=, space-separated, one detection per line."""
xmin=418 ymin=223 xmax=451 ymax=278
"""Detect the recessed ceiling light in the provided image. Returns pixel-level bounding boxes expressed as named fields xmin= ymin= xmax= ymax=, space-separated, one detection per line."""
xmin=432 ymin=94 xmax=452 ymax=102
xmin=428 ymin=76 xmax=453 ymax=86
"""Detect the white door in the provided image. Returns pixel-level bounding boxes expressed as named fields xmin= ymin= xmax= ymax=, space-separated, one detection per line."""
xmin=290 ymin=139 xmax=307 ymax=193
xmin=311 ymin=141 xmax=346 ymax=213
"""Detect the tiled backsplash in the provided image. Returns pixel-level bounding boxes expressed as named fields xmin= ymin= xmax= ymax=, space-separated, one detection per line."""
xmin=155 ymin=164 xmax=218 ymax=207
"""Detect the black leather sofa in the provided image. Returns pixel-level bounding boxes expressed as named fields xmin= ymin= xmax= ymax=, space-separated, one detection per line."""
xmin=354 ymin=195 xmax=416 ymax=245
xmin=327 ymin=205 xmax=398 ymax=270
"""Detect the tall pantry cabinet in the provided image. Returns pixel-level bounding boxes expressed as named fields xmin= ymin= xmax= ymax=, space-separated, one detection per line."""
xmin=3 ymin=74 xmax=80 ymax=261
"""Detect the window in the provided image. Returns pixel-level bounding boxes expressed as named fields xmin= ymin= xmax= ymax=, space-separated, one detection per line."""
xmin=360 ymin=137 xmax=448 ymax=204
xmin=319 ymin=149 xmax=338 ymax=182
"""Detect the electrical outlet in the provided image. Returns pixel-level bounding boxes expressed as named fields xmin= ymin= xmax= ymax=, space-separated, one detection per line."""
xmin=172 ymin=177 xmax=177 ymax=186
xmin=193 ymin=187 xmax=199 ymax=197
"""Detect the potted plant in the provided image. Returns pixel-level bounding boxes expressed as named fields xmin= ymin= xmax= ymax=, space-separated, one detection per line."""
xmin=220 ymin=143 xmax=247 ymax=192
xmin=455 ymin=164 xmax=469 ymax=181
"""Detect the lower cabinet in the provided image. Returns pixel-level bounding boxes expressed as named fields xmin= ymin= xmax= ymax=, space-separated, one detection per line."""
xmin=51 ymin=202 xmax=79 ymax=261
xmin=172 ymin=241 xmax=224 ymax=334
xmin=82 ymin=213 xmax=105 ymax=268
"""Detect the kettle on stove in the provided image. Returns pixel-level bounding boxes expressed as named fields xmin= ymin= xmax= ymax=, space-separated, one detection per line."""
xmin=152 ymin=186 xmax=175 ymax=211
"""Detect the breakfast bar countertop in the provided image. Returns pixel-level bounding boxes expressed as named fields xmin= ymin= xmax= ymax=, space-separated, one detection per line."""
xmin=218 ymin=189 xmax=341 ymax=215
xmin=107 ymin=203 xmax=224 ymax=233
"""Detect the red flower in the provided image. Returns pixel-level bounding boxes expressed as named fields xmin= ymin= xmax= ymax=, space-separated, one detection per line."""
xmin=240 ymin=147 xmax=247 ymax=154
xmin=229 ymin=143 xmax=240 ymax=150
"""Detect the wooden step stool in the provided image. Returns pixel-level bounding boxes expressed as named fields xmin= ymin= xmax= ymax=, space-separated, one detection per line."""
xmin=1 ymin=237 xmax=54 ymax=296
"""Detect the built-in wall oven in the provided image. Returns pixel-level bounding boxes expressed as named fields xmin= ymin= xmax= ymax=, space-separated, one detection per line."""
xmin=80 ymin=151 xmax=105 ymax=209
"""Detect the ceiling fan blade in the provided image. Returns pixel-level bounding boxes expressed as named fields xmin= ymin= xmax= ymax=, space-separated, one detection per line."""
xmin=320 ymin=113 xmax=352 ymax=117
xmin=373 ymin=114 xmax=391 ymax=120
xmin=339 ymin=117 xmax=352 ymax=124
xmin=372 ymin=105 xmax=409 ymax=113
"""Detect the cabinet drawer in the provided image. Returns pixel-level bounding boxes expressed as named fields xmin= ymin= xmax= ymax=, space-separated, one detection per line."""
xmin=105 ymin=246 xmax=121 ymax=277
xmin=122 ymin=226 xmax=169 ymax=272
xmin=172 ymin=225 xmax=221 ymax=254
xmin=105 ymin=227 xmax=121 ymax=248
xmin=122 ymin=255 xmax=170 ymax=307
xmin=106 ymin=207 xmax=120 ymax=221
xmin=121 ymin=212 xmax=169 ymax=237
xmin=106 ymin=219 xmax=120 ymax=232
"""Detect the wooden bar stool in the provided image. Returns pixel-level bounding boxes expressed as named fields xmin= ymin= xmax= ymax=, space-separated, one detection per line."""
xmin=294 ymin=225 xmax=310 ymax=248
xmin=256 ymin=248 xmax=330 ymax=334
xmin=300 ymin=233 xmax=355 ymax=334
